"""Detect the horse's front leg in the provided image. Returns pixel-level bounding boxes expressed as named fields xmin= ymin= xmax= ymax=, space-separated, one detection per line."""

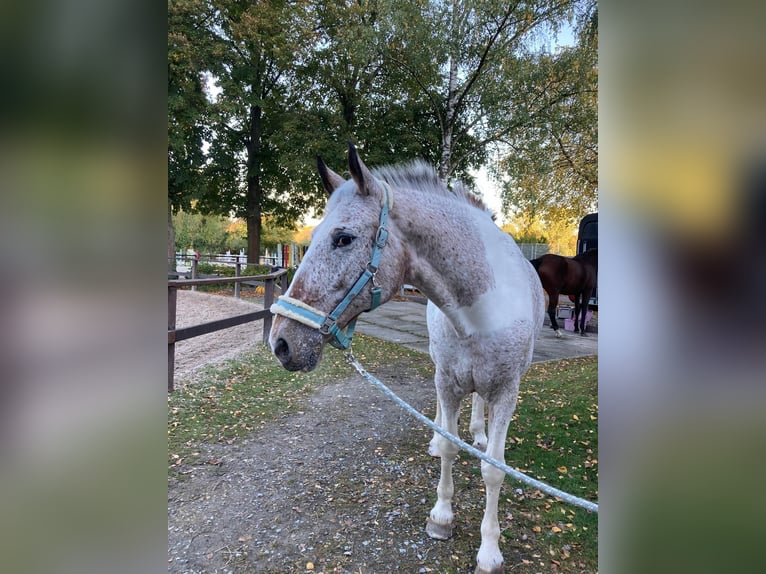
xmin=475 ymin=395 xmax=517 ymax=574
xmin=469 ymin=393 xmax=488 ymax=451
xmin=426 ymin=373 xmax=461 ymax=540
xmin=428 ymin=397 xmax=442 ymax=457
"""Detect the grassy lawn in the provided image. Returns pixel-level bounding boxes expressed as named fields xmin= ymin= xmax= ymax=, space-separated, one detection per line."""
xmin=168 ymin=335 xmax=434 ymax=470
xmin=168 ymin=336 xmax=597 ymax=572
xmin=502 ymin=357 xmax=598 ymax=567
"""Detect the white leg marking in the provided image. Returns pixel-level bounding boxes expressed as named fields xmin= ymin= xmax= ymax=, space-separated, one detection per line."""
xmin=426 ymin=383 xmax=460 ymax=540
xmin=475 ymin=398 xmax=516 ymax=574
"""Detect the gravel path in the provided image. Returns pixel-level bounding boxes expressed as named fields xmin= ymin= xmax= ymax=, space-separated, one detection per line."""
xmin=168 ymin=292 xmax=594 ymax=574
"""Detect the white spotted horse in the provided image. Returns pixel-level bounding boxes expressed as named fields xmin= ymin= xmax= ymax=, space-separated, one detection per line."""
xmin=269 ymin=143 xmax=544 ymax=573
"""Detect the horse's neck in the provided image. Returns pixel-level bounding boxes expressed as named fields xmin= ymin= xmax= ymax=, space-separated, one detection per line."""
xmin=392 ymin=191 xmax=511 ymax=334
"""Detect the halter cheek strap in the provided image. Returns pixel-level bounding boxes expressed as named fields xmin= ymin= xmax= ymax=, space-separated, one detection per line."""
xmin=270 ymin=181 xmax=392 ymax=350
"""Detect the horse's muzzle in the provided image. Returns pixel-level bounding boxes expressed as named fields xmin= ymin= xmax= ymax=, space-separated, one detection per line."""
xmin=269 ymin=319 xmax=325 ymax=372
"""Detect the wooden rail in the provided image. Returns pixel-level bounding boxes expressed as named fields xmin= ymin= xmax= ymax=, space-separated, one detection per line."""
xmin=167 ymin=269 xmax=289 ymax=392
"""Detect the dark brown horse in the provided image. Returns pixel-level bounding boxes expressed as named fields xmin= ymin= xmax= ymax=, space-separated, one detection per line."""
xmin=530 ymin=249 xmax=598 ymax=337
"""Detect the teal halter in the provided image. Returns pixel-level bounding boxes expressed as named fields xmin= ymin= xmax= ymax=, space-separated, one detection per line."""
xmin=270 ymin=182 xmax=392 ymax=350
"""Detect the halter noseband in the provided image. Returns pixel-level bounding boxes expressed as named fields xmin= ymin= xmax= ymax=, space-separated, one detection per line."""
xmin=270 ymin=181 xmax=393 ymax=350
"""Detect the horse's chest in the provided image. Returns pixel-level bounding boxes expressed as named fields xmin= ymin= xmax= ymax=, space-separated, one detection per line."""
xmin=431 ymin=333 xmax=519 ymax=391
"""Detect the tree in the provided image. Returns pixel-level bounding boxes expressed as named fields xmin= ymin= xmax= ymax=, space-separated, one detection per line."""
xmin=173 ymin=208 xmax=241 ymax=254
xmin=496 ymin=0 xmax=597 ymax=230
xmin=167 ymin=0 xmax=594 ymax=262
xmin=201 ymin=0 xmax=325 ymax=263
xmin=290 ymin=0 xmax=445 ymax=175
xmin=168 ymin=0 xmax=214 ymax=269
xmin=382 ymin=0 xmax=575 ymax=182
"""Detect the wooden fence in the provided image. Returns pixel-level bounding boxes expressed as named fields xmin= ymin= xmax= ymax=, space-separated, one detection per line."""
xmin=167 ymin=269 xmax=289 ymax=392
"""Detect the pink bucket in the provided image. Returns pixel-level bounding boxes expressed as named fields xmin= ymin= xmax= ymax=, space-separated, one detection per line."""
xmin=564 ymin=310 xmax=592 ymax=331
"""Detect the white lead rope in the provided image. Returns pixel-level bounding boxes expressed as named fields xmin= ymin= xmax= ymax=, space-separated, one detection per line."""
xmin=345 ymin=351 xmax=599 ymax=514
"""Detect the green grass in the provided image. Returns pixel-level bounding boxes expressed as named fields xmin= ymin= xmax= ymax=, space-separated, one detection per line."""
xmin=502 ymin=357 xmax=599 ymax=566
xmin=168 ymin=335 xmax=433 ymax=471
xmin=168 ymin=340 xmax=597 ymax=571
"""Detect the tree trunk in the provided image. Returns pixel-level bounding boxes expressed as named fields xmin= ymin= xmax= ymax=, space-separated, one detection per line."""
xmin=438 ymin=53 xmax=459 ymax=181
xmin=167 ymin=203 xmax=176 ymax=273
xmin=439 ymin=2 xmax=460 ymax=182
xmin=246 ymin=102 xmax=263 ymax=265
xmin=246 ymin=192 xmax=262 ymax=265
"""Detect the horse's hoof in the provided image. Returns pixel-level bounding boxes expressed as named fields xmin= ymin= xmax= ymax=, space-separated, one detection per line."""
xmin=474 ymin=564 xmax=504 ymax=574
xmin=426 ymin=517 xmax=454 ymax=540
xmin=428 ymin=445 xmax=441 ymax=458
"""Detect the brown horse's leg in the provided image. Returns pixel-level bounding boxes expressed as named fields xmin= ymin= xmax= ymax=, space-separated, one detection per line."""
xmin=547 ymin=290 xmax=562 ymax=337
xmin=572 ymin=292 xmax=582 ymax=333
xmin=579 ymin=288 xmax=593 ymax=335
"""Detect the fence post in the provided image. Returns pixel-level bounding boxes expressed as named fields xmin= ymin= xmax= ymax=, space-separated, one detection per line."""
xmin=168 ymin=285 xmax=178 ymax=392
xmin=279 ymin=268 xmax=288 ymax=295
xmin=191 ymin=258 xmax=198 ymax=291
xmin=262 ymin=275 xmax=275 ymax=344
xmin=234 ymin=262 xmax=241 ymax=298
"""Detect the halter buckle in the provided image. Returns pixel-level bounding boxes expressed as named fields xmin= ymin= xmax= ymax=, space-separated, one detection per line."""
xmin=319 ymin=316 xmax=335 ymax=335
xmin=374 ymin=225 xmax=388 ymax=248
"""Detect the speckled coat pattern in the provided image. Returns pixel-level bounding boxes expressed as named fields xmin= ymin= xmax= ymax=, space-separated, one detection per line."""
xmin=269 ymin=145 xmax=545 ymax=574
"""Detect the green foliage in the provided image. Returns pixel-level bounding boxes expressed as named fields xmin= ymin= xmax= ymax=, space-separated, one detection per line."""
xmin=173 ymin=209 xmax=236 ymax=253
xmin=168 ymin=0 xmax=213 ymax=212
xmin=196 ymin=263 xmax=272 ymax=277
xmin=381 ymin=0 xmax=576 ymax=180
xmin=261 ymin=218 xmax=296 ymax=249
xmin=512 ymin=231 xmax=549 ymax=244
xmin=496 ymin=1 xmax=598 ymax=229
xmin=168 ymin=0 xmax=597 ymax=259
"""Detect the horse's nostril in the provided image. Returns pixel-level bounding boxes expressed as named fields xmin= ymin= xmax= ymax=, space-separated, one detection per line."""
xmin=274 ymin=338 xmax=291 ymax=362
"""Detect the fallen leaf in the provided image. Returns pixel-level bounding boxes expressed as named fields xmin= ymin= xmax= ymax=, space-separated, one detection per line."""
xmin=306 ymin=562 xmax=314 ymax=570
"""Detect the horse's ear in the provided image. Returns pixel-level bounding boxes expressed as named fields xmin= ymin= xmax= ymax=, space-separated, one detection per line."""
xmin=317 ymin=155 xmax=345 ymax=195
xmin=347 ymin=141 xmax=377 ymax=197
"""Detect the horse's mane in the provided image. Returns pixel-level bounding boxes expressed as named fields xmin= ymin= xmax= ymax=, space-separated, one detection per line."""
xmin=373 ymin=161 xmax=494 ymax=218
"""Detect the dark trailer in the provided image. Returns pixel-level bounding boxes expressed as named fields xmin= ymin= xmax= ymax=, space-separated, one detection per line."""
xmin=577 ymin=213 xmax=598 ymax=254
xmin=577 ymin=213 xmax=598 ymax=306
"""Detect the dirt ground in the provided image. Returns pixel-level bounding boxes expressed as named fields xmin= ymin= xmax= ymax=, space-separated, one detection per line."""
xmin=168 ymin=292 xmax=590 ymax=574
xmin=173 ymin=290 xmax=267 ymax=384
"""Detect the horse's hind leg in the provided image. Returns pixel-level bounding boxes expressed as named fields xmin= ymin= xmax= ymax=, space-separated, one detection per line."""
xmin=547 ymin=290 xmax=562 ymax=337
xmin=475 ymin=393 xmax=517 ymax=574
xmin=430 ymin=393 xmax=486 ymax=457
xmin=469 ymin=393 xmax=488 ymax=451
xmin=572 ymin=292 xmax=582 ymax=333
xmin=426 ymin=372 xmax=461 ymax=541
xmin=578 ymin=288 xmax=593 ymax=336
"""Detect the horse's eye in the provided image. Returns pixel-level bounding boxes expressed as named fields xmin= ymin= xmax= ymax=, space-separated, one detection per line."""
xmin=333 ymin=233 xmax=356 ymax=248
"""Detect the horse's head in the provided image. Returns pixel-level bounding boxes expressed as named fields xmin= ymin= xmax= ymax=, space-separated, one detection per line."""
xmin=269 ymin=143 xmax=403 ymax=371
